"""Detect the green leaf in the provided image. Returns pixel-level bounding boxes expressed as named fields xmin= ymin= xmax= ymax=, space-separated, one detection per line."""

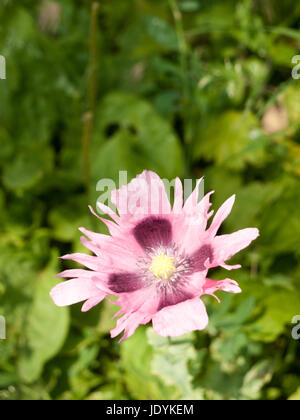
xmin=210 ymin=331 xmax=249 ymax=373
xmin=90 ymin=92 xmax=183 ymax=201
xmin=241 ymin=360 xmax=273 ymax=399
xmin=121 ymin=327 xmax=176 ymax=399
xmin=18 ymin=252 xmax=70 ymax=383
xmin=289 ymin=387 xmax=300 ymax=400
xmin=98 ymin=299 xmax=119 ymax=335
xmin=193 ymin=111 xmax=264 ymax=170
xmin=267 ymin=39 xmax=299 ymax=67
xmin=3 ymin=144 xmax=54 ymax=191
xmin=247 ymin=287 xmax=300 ymax=342
xmin=48 ymin=196 xmax=91 ymax=242
xmin=144 ymin=16 xmax=178 ymax=51
xmin=279 ymin=83 xmax=300 ymax=125
xmin=0 ymin=128 xmax=14 ymax=163
xmin=259 ymin=179 xmax=300 ymax=254
xmin=205 ymin=167 xmax=242 ymax=211
xmin=225 ymin=182 xmax=269 ymax=231
xmin=68 ymin=344 xmax=102 ymax=399
xmin=147 ymin=329 xmax=204 ymax=399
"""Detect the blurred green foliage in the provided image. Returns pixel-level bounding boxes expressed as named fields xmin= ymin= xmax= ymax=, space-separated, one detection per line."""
xmin=0 ymin=0 xmax=300 ymax=400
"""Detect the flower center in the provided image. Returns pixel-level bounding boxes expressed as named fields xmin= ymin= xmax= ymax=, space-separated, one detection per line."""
xmin=149 ymin=254 xmax=176 ymax=279
xmin=137 ymin=244 xmax=192 ymax=288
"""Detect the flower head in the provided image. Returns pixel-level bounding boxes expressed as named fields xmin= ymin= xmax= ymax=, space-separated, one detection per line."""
xmin=50 ymin=171 xmax=259 ymax=341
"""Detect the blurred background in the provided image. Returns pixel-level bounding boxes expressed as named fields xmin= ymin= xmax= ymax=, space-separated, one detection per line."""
xmin=0 ymin=0 xmax=300 ymax=400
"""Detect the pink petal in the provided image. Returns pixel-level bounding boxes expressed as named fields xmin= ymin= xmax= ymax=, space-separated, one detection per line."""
xmin=96 ymin=201 xmax=120 ymax=223
xmin=111 ymin=170 xmax=171 ymax=220
xmin=203 ymin=278 xmax=242 ymax=299
xmin=81 ymin=295 xmax=106 ymax=312
xmin=208 ymin=195 xmax=235 ymax=237
xmin=110 ymin=311 xmax=152 ymax=342
xmin=152 ymin=298 xmax=209 ymax=337
xmin=60 ymin=247 xmax=137 ymax=273
xmin=60 ymin=253 xmax=101 ymax=271
xmin=172 ymin=177 xmax=183 ymax=214
xmin=55 ymin=269 xmax=95 ymax=278
xmin=220 ymin=263 xmax=242 ymax=270
xmin=78 ymin=227 xmax=110 ymax=245
xmin=89 ymin=205 xmax=120 ymax=236
xmin=114 ymin=285 xmax=159 ymax=315
xmin=80 ymin=226 xmax=143 ymax=270
xmin=183 ymin=177 xmax=204 ymax=215
xmin=80 ymin=236 xmax=102 ymax=256
xmin=172 ymin=190 xmax=214 ymax=254
xmin=212 ymin=228 xmax=259 ymax=266
xmin=109 ymin=285 xmax=159 ymax=340
xmin=50 ymin=278 xmax=102 ymax=307
xmin=196 ymin=190 xmax=214 ymax=226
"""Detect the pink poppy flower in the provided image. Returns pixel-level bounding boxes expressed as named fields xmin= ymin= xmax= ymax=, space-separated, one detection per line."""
xmin=50 ymin=171 xmax=259 ymax=341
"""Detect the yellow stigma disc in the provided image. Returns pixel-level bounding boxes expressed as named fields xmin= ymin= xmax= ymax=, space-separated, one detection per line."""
xmin=150 ymin=254 xmax=176 ymax=279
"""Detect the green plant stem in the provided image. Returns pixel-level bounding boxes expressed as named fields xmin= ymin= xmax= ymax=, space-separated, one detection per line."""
xmin=168 ymin=0 xmax=188 ymax=107
xmin=82 ymin=1 xmax=99 ymax=203
xmin=168 ymin=0 xmax=193 ymax=179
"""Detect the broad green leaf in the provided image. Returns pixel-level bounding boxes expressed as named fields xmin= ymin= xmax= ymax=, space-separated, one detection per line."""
xmin=259 ymin=179 xmax=300 ymax=254
xmin=68 ymin=344 xmax=102 ymax=399
xmin=210 ymin=332 xmax=249 ymax=373
xmin=147 ymin=329 xmax=204 ymax=399
xmin=18 ymin=253 xmax=70 ymax=383
xmin=241 ymin=360 xmax=273 ymax=400
xmin=3 ymin=145 xmax=54 ymax=191
xmin=193 ymin=111 xmax=264 ymax=170
xmin=90 ymin=92 xmax=183 ymax=203
xmin=121 ymin=327 xmax=176 ymax=399
xmin=247 ymin=288 xmax=300 ymax=342
xmin=198 ymin=361 xmax=244 ymax=400
xmin=225 ymin=182 xmax=269 ymax=231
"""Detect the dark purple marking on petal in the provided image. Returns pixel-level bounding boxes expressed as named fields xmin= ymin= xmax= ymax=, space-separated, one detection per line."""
xmin=133 ymin=217 xmax=172 ymax=250
xmin=108 ymin=272 xmax=144 ymax=293
xmin=190 ymin=244 xmax=214 ymax=272
xmin=157 ymin=285 xmax=193 ymax=311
